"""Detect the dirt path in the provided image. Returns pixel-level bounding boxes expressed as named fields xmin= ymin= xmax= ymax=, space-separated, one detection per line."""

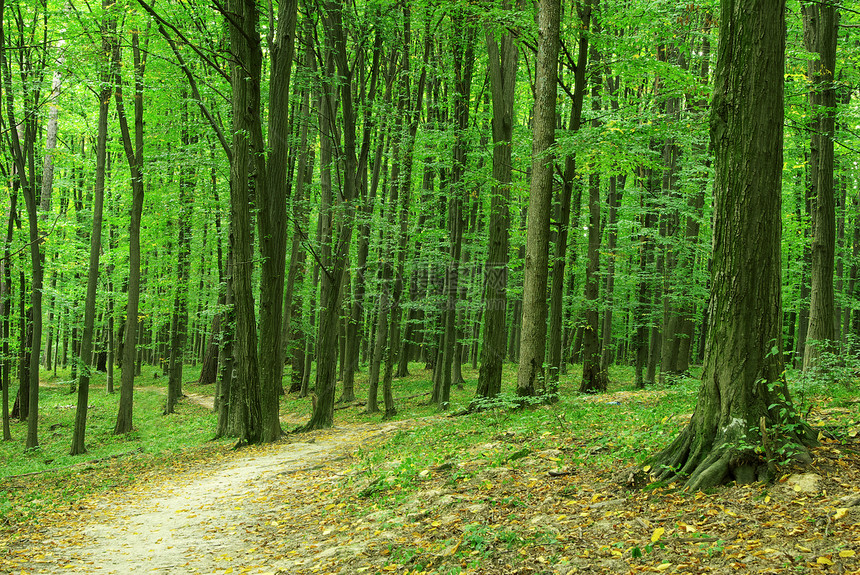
xmin=23 ymin=419 xmax=415 ymax=575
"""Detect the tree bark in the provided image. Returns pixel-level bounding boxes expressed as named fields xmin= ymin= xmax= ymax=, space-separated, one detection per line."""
xmin=114 ymin=28 xmax=147 ymax=435
xmin=802 ymin=2 xmax=838 ymax=369
xmin=476 ymin=0 xmax=521 ymax=399
xmin=651 ymin=0 xmax=814 ymax=490
xmin=516 ymin=0 xmax=560 ymax=397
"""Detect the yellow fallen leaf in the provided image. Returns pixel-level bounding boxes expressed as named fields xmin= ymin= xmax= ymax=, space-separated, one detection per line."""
xmin=834 ymin=508 xmax=848 ymax=520
xmin=764 ymin=495 xmax=771 ymax=503
xmin=651 ymin=527 xmax=665 ymax=543
xmin=796 ymin=545 xmax=812 ymax=553
xmin=656 ymin=563 xmax=672 ymax=571
xmin=839 ymin=550 xmax=856 ymax=558
xmin=817 ymin=556 xmax=834 ymax=565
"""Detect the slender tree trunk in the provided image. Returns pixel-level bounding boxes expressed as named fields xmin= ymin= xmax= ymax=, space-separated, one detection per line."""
xmin=802 ymin=2 xmax=838 ymax=368
xmin=302 ymin=0 xmax=359 ymax=431
xmin=579 ymin=12 xmax=607 ymax=393
xmin=71 ymin=4 xmax=113 ymax=453
xmin=165 ymin=99 xmax=195 ymax=416
xmin=548 ymin=2 xmax=590 ymax=391
xmin=114 ymin=29 xmax=148 ymax=435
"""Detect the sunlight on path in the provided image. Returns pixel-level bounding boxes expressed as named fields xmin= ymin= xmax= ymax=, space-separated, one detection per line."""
xmin=26 ymin=421 xmax=411 ymax=574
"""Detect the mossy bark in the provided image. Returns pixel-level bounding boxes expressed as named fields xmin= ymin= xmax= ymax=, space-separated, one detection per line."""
xmin=650 ymin=0 xmax=816 ymax=490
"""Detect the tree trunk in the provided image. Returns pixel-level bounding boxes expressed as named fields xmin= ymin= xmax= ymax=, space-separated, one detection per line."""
xmin=255 ymin=0 xmax=298 ymax=442
xmin=114 ymin=29 xmax=147 ymax=435
xmin=301 ymin=0 xmax=359 ymax=431
xmin=516 ymin=0 xmax=560 ymax=397
xmin=71 ymin=5 xmax=113 ymax=453
xmin=579 ymin=15 xmax=607 ymax=393
xmin=475 ymin=3 xmax=520 ymax=399
xmin=651 ymin=0 xmax=814 ymax=490
xmin=802 ymin=2 xmax=838 ymax=368
xmin=164 ymin=98 xmax=194 ymax=416
xmin=548 ymin=0 xmax=590 ymax=393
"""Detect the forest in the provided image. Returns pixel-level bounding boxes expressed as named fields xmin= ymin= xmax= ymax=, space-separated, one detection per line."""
xmin=0 ymin=0 xmax=857 ymax=487
xmin=2 ymin=0 xmax=860 ymax=571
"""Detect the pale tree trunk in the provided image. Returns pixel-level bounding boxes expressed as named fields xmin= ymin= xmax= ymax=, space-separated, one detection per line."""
xmin=651 ymin=0 xmax=814 ymax=490
xmin=516 ymin=0 xmax=560 ymax=396
xmin=802 ymin=2 xmax=838 ymax=368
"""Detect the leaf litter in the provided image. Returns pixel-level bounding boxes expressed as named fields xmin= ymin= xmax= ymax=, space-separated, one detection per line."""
xmin=1 ymin=387 xmax=859 ymax=575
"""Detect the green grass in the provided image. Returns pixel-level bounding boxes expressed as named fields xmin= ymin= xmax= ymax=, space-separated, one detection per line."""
xmin=2 ymin=356 xmax=855 ymax=541
xmin=1 ymin=366 xmax=233 ymax=531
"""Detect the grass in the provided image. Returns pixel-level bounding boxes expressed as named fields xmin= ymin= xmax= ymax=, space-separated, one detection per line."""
xmin=1 ymin=358 xmax=856 ymax=542
xmin=0 ymin=367 xmax=234 ymax=533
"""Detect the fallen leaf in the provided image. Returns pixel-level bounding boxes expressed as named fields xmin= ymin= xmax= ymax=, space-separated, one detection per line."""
xmin=651 ymin=527 xmax=665 ymax=543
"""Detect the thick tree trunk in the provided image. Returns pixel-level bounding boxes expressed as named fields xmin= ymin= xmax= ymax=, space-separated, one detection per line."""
xmin=475 ymin=4 xmax=520 ymax=400
xmin=255 ymin=0 xmax=298 ymax=442
xmin=651 ymin=0 xmax=814 ymax=490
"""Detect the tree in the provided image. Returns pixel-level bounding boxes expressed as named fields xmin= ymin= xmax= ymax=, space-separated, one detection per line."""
xmin=650 ymin=0 xmax=815 ymax=490
xmin=476 ymin=0 xmax=521 ymax=400
xmin=114 ymin=23 xmax=148 ymax=435
xmin=301 ymin=0 xmax=359 ymax=431
xmin=71 ymin=0 xmax=115 ymax=454
xmin=802 ymin=2 xmax=838 ymax=370
xmin=516 ymin=0 xmax=560 ymax=397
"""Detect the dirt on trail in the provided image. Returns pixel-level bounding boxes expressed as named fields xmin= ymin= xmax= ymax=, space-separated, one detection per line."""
xmin=8 ymin=417 xmax=418 ymax=575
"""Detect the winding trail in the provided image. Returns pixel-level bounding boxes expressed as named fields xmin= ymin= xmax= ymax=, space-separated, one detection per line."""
xmin=26 ymin=418 xmax=414 ymax=574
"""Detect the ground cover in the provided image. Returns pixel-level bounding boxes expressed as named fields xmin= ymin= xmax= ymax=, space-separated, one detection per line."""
xmin=1 ymin=363 xmax=858 ymax=574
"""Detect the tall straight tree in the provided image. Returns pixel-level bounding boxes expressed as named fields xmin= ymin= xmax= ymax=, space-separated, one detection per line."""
xmin=650 ymin=0 xmax=814 ymax=490
xmin=578 ymin=0 xmax=608 ymax=393
xmin=225 ymin=0 xmax=263 ymax=444
xmin=164 ymin=98 xmax=194 ymax=416
xmin=517 ymin=0 xmax=560 ymax=396
xmin=476 ymin=0 xmax=521 ymax=399
xmin=302 ymin=0 xmax=359 ymax=430
xmin=1 ymin=0 xmax=46 ymax=448
xmin=547 ymin=0 xmax=590 ymax=393
xmin=71 ymin=0 xmax=115 ymax=454
xmin=114 ymin=26 xmax=148 ymax=435
xmin=256 ymin=0 xmax=298 ymax=441
xmin=802 ymin=2 xmax=838 ymax=370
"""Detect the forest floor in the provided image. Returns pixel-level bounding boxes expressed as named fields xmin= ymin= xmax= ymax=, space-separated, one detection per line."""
xmin=2 ymin=381 xmax=860 ymax=574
